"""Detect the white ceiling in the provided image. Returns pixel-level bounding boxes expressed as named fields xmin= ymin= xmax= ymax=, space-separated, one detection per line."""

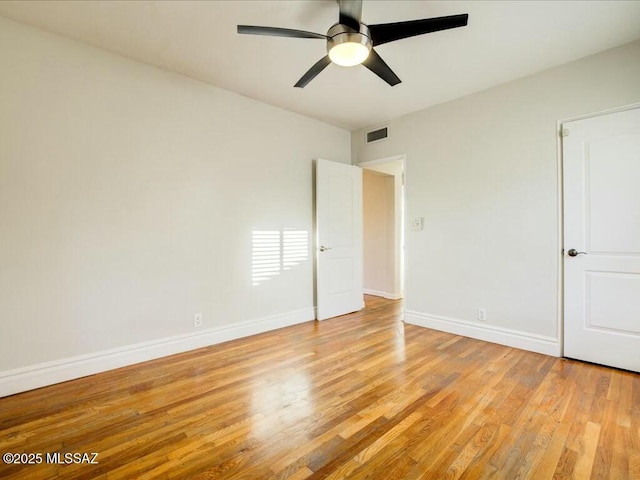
xmin=1 ymin=1 xmax=639 ymax=131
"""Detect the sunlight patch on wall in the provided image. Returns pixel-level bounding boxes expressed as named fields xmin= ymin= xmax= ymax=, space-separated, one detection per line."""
xmin=252 ymin=230 xmax=309 ymax=286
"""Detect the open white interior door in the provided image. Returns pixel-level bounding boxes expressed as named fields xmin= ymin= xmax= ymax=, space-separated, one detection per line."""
xmin=316 ymin=159 xmax=364 ymax=320
xmin=563 ymin=107 xmax=640 ymax=372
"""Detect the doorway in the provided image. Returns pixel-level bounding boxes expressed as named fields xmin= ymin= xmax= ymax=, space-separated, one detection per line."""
xmin=360 ymin=155 xmax=405 ymax=300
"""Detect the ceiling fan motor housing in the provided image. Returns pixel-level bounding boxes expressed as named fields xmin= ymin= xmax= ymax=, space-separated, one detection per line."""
xmin=327 ymin=23 xmax=372 ymax=66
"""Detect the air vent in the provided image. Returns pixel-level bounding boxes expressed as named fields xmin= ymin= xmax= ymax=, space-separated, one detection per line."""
xmin=366 ymin=126 xmax=389 ymax=144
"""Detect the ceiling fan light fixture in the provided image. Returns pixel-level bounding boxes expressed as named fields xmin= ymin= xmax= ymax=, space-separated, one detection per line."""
xmin=327 ymin=23 xmax=372 ymax=67
xmin=329 ymin=42 xmax=370 ymax=66
xmin=238 ymin=2 xmax=469 ymax=88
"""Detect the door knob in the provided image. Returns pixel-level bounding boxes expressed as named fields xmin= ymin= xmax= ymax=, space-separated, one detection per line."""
xmin=567 ymin=248 xmax=587 ymax=257
xmin=319 ymin=246 xmax=332 ymax=252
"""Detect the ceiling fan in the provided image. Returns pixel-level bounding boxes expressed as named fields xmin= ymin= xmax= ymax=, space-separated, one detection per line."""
xmin=237 ymin=0 xmax=468 ymax=88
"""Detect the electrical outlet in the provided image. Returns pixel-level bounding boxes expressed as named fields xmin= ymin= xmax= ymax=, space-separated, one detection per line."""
xmin=411 ymin=217 xmax=424 ymax=231
xmin=193 ymin=313 xmax=203 ymax=328
xmin=478 ymin=308 xmax=487 ymax=321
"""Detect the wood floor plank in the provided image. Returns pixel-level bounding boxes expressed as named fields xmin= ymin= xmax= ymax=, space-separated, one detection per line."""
xmin=1 ymin=296 xmax=638 ymax=479
xmin=573 ymin=421 xmax=602 ymax=479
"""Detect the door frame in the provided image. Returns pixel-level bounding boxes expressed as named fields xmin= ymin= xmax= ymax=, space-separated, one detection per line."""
xmin=359 ymin=154 xmax=406 ymax=301
xmin=557 ymin=101 xmax=640 ymax=357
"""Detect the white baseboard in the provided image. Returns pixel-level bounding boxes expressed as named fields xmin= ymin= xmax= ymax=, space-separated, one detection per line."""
xmin=404 ymin=310 xmax=560 ymax=357
xmin=363 ymin=289 xmax=403 ymax=300
xmin=0 ymin=307 xmax=315 ymax=398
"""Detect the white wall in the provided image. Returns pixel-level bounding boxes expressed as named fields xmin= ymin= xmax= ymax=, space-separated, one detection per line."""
xmin=0 ymin=17 xmax=350 ymax=395
xmin=352 ymin=40 xmax=640 ymax=355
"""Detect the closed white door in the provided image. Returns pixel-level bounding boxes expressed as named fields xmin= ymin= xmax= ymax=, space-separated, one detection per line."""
xmin=563 ymin=107 xmax=640 ymax=372
xmin=316 ymin=159 xmax=364 ymax=320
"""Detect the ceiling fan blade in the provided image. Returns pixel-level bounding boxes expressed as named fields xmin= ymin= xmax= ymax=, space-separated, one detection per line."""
xmin=362 ymin=49 xmax=401 ymax=87
xmin=294 ymin=56 xmax=332 ymax=88
xmin=237 ymin=25 xmax=327 ymax=39
xmin=368 ymin=14 xmax=469 ymax=46
xmin=338 ymin=0 xmax=362 ymax=31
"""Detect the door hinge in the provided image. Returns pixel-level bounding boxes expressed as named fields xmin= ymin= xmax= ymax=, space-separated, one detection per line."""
xmin=561 ymin=128 xmax=569 ymax=137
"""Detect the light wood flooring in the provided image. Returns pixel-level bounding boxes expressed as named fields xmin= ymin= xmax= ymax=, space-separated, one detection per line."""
xmin=1 ymin=296 xmax=639 ymax=479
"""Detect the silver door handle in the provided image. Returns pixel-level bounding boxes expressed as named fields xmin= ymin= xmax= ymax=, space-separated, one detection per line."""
xmin=319 ymin=246 xmax=332 ymax=252
xmin=567 ymin=248 xmax=587 ymax=257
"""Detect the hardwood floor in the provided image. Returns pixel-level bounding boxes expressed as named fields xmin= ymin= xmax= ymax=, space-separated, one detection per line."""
xmin=1 ymin=295 xmax=639 ymax=479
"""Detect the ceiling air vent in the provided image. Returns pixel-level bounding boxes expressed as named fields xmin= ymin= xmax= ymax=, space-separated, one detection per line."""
xmin=366 ymin=126 xmax=389 ymax=144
